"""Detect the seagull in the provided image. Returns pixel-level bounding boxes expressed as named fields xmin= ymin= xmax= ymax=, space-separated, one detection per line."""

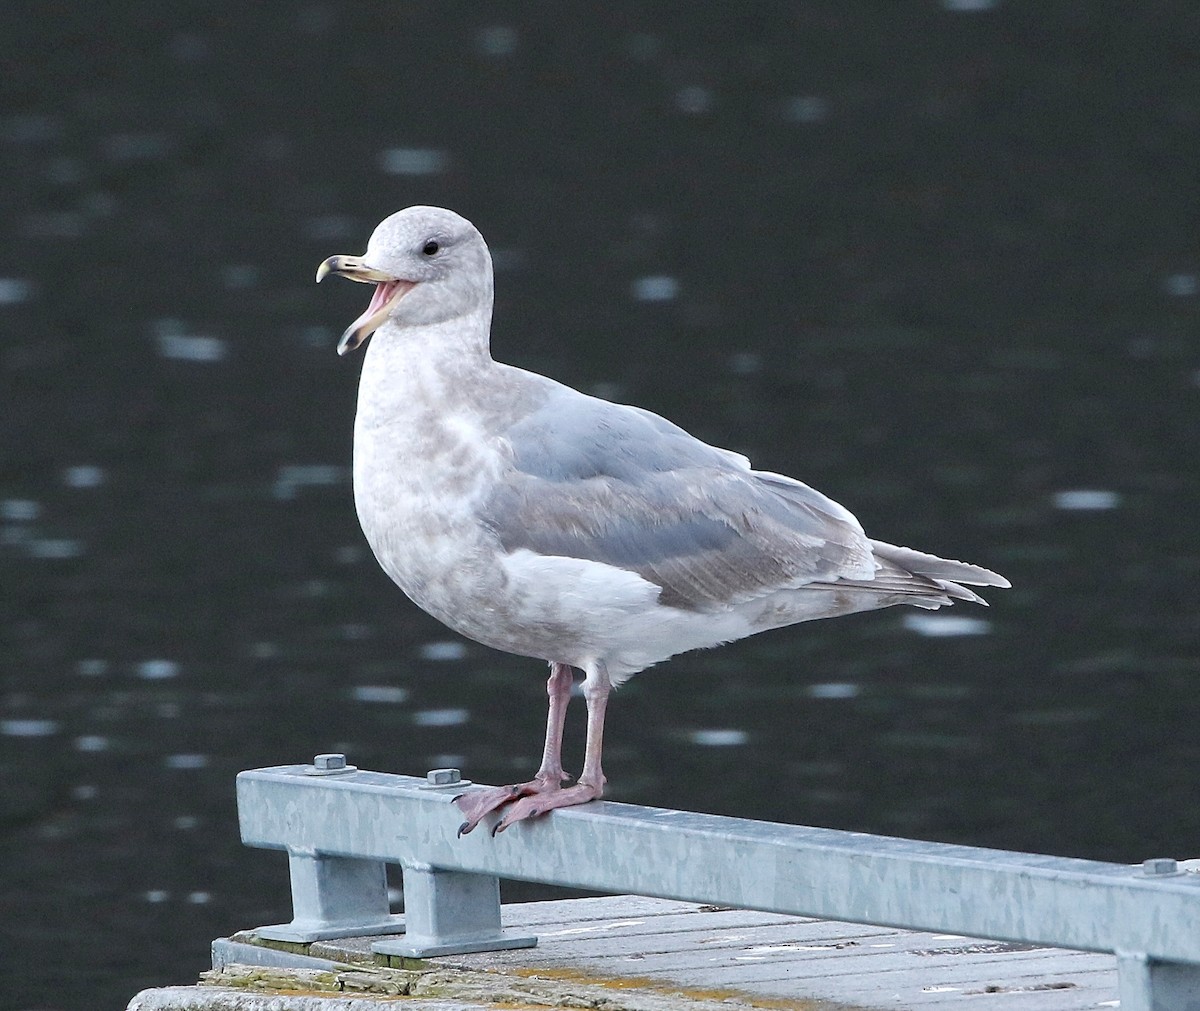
xmin=317 ymin=206 xmax=1009 ymax=836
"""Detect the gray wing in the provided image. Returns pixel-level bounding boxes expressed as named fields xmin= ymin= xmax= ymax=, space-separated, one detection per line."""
xmin=482 ymin=389 xmax=875 ymax=611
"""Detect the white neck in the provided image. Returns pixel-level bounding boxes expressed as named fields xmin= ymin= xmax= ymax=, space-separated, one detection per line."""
xmin=355 ymin=304 xmax=494 ymax=427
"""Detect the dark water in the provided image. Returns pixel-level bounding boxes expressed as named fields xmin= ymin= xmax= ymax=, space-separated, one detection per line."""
xmin=2 ymin=4 xmax=1199 ymax=1009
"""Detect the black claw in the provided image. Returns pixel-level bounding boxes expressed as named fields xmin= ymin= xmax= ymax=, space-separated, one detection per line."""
xmin=491 ymin=820 xmax=504 ymax=837
xmin=451 ymin=793 xmax=465 ymax=804
xmin=457 ymin=821 xmax=471 ymax=838
xmin=529 ymin=807 xmax=541 ymax=818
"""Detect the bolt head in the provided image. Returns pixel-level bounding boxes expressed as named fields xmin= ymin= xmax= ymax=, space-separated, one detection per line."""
xmin=426 ymin=768 xmax=461 ymax=786
xmin=314 ymin=753 xmax=347 ymax=771
xmin=1142 ymin=857 xmax=1178 ymax=876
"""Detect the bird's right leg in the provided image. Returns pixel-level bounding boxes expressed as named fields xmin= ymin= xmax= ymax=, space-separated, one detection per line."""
xmin=454 ymin=661 xmax=574 ymax=835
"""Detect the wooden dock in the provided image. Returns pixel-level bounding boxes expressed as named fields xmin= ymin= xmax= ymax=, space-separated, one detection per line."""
xmin=128 ymin=895 xmax=1121 ymax=1010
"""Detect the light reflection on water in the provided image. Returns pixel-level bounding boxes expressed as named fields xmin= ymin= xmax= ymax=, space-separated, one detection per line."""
xmin=420 ymin=640 xmax=470 ymax=661
xmin=1 ymin=718 xmax=61 ymax=737
xmin=412 ymin=708 xmax=471 ymax=728
xmin=136 ymin=660 xmax=181 ymax=680
xmin=901 ymin=613 xmax=992 ymax=637
xmin=26 ymin=537 xmax=87 ymax=558
xmin=1 ymin=498 xmax=41 ymax=520
xmin=153 ymin=319 xmax=228 ymax=362
xmin=164 ymin=754 xmax=209 ymax=770
xmin=350 ymin=684 xmax=409 ymax=704
xmin=62 ymin=464 xmax=105 ymax=488
xmin=0 ymin=277 xmax=34 ymax=303
xmin=806 ymin=682 xmax=860 ymax=699
xmin=1052 ymin=489 xmax=1122 ymax=511
xmin=686 ymin=728 xmax=750 ymax=747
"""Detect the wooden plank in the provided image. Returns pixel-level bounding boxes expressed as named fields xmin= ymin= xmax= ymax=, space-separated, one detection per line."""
xmin=498 ymin=894 xmax=814 ymax=928
xmin=493 ymin=898 xmax=1119 ymax=1010
xmin=477 ymin=917 xmax=897 ymax=961
xmin=536 ymin=937 xmax=1079 ymax=978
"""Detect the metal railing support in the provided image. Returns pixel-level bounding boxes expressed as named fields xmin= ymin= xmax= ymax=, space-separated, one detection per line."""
xmin=237 ymin=756 xmax=1200 ymax=1005
xmin=252 ymin=755 xmax=405 ymax=942
xmin=253 ymin=847 xmax=406 ymax=942
xmin=1117 ymin=952 xmax=1200 ymax=1011
xmin=373 ymin=862 xmax=536 ymax=957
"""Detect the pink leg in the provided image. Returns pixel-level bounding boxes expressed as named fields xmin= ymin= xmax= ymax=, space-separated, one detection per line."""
xmin=454 ymin=662 xmax=574 ymax=835
xmin=492 ymin=661 xmax=611 ymax=833
xmin=536 ymin=661 xmax=573 ymax=785
xmin=575 ymin=663 xmax=610 ymax=793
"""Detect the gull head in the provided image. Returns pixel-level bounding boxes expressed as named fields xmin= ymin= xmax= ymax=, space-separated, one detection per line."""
xmin=316 ymin=206 xmax=493 ymax=355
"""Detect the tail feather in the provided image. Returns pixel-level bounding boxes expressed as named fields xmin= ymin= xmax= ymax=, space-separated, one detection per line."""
xmin=809 ymin=540 xmax=1008 ymax=611
xmin=869 ymin=540 xmax=1010 ymax=589
xmin=931 ymin=579 xmax=988 ymax=605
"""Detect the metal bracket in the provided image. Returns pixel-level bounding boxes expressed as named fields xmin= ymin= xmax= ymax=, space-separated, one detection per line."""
xmin=372 ymin=862 xmax=536 ymax=958
xmin=253 ymin=847 xmax=405 ymax=942
xmin=1118 ymin=951 xmax=1200 ymax=1011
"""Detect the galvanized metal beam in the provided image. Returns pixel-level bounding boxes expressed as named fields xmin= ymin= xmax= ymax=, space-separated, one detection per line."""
xmin=237 ymin=759 xmax=1200 ymax=988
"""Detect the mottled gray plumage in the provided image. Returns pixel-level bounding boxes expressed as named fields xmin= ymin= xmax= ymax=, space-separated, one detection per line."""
xmin=317 ymin=205 xmax=1010 ymax=834
xmin=485 ymin=390 xmax=876 ymax=611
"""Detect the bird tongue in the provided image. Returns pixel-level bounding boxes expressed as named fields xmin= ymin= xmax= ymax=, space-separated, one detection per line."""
xmin=337 ymin=279 xmax=416 ymax=355
xmin=364 ymin=280 xmax=401 ymax=317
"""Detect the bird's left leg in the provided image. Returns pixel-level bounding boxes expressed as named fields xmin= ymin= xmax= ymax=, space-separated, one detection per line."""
xmin=492 ymin=660 xmax=611 ymax=833
xmin=455 ymin=661 xmax=574 ymax=835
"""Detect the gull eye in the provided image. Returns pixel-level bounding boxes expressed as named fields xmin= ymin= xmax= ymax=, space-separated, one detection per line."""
xmin=422 ymin=240 xmax=440 ymax=256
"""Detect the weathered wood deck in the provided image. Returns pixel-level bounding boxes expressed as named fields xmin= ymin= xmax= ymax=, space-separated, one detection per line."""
xmin=129 ymin=895 xmax=1121 ymax=1010
xmin=458 ymin=895 xmax=1118 ymax=1008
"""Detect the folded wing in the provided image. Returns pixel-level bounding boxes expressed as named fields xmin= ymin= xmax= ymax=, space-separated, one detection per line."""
xmin=483 ymin=391 xmax=881 ymax=611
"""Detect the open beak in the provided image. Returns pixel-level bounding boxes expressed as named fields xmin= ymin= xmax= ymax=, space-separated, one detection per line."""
xmin=316 ymin=255 xmax=417 ymax=355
